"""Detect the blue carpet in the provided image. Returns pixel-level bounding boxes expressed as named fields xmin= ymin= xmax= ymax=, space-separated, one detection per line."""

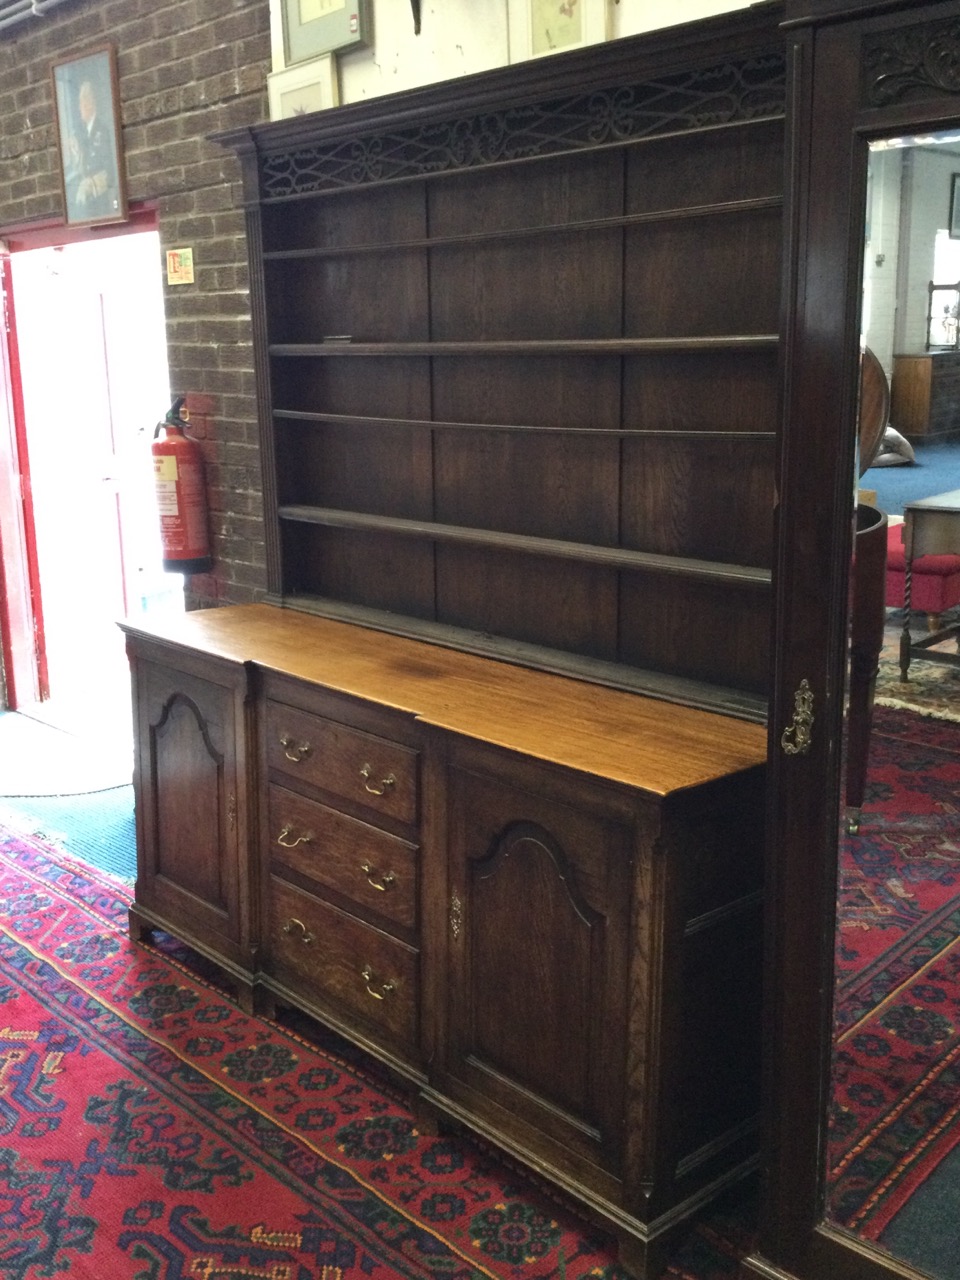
xmin=866 ymin=440 xmax=960 ymax=515
xmin=0 ymin=785 xmax=136 ymax=881
xmin=881 ymin=1140 xmax=960 ymax=1276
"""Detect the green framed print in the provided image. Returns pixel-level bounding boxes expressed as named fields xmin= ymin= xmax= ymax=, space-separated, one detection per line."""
xmin=283 ymin=0 xmax=372 ymax=64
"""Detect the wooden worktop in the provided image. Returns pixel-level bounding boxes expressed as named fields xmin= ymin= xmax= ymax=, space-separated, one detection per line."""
xmin=121 ymin=604 xmax=767 ymax=797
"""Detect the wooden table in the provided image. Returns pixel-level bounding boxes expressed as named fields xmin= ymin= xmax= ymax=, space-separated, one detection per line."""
xmin=899 ymin=488 xmax=960 ymax=679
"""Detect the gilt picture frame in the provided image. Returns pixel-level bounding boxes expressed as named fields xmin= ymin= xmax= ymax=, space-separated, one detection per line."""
xmin=51 ymin=44 xmax=128 ymax=228
xmin=508 ymin=0 xmax=609 ymax=63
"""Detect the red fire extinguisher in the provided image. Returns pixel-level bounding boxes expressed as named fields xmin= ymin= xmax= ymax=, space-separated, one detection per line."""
xmin=152 ymin=396 xmax=214 ymax=575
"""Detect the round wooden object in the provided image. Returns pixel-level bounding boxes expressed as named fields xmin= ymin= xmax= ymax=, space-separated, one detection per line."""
xmin=858 ymin=345 xmax=890 ymax=477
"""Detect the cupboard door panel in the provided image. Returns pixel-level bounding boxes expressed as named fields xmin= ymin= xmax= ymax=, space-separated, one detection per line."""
xmin=444 ymin=758 xmax=632 ymax=1179
xmin=130 ymin=652 xmax=249 ymax=966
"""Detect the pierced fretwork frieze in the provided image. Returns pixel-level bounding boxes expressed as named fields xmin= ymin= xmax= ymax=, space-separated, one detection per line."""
xmin=863 ymin=17 xmax=960 ymax=109
xmin=259 ymin=53 xmax=786 ymax=198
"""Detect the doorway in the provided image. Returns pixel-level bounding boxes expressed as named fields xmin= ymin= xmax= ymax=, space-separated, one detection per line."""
xmin=1 ymin=227 xmax=180 ymax=741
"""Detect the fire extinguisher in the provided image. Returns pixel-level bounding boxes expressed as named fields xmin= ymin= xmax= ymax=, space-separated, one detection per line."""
xmin=152 ymin=396 xmax=214 ymax=575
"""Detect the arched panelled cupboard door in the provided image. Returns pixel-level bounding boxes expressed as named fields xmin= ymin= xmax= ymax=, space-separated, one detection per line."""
xmin=746 ymin=3 xmax=960 ymax=1279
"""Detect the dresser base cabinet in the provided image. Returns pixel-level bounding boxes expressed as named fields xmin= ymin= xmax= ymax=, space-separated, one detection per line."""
xmin=121 ymin=605 xmax=766 ymax=1279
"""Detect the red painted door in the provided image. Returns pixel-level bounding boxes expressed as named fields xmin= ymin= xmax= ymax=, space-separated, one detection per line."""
xmin=2 ymin=229 xmax=174 ymax=734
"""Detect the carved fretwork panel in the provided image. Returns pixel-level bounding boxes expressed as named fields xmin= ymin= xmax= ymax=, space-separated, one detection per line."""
xmin=151 ymin=693 xmax=227 ymax=909
xmin=863 ymin=15 xmax=960 ymax=108
xmin=259 ymin=53 xmax=786 ymax=196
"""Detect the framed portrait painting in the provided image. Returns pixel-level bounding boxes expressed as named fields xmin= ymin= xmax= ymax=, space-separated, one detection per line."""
xmin=51 ymin=44 xmax=128 ymax=228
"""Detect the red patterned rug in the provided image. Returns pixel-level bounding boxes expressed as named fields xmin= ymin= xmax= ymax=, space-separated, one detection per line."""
xmin=0 ymin=822 xmax=753 ymax=1280
xmin=829 ymin=705 xmax=960 ymax=1239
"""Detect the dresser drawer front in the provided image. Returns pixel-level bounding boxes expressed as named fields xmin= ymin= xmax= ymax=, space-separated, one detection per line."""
xmin=267 ymin=784 xmax=418 ymax=928
xmin=269 ymin=879 xmax=418 ymax=1048
xmin=265 ymin=702 xmax=418 ymax=825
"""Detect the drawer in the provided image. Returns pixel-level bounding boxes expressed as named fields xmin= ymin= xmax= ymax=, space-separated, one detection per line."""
xmin=265 ymin=701 xmax=418 ymax=826
xmin=267 ymin=784 xmax=418 ymax=929
xmin=269 ymin=878 xmax=418 ymax=1050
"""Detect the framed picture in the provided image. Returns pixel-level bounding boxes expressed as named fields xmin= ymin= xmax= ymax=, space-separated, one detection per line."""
xmin=508 ymin=0 xmax=609 ymax=62
xmin=950 ymin=173 xmax=960 ymax=239
xmin=51 ymin=44 xmax=127 ymax=228
xmin=267 ymin=55 xmax=340 ymax=120
xmin=282 ymin=0 xmax=372 ymax=66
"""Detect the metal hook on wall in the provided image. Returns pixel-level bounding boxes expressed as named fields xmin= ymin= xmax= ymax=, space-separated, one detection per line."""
xmin=411 ymin=0 xmax=421 ymax=35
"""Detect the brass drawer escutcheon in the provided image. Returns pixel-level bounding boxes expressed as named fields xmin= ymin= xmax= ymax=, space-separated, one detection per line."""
xmin=360 ymin=861 xmax=396 ymax=891
xmin=282 ymin=917 xmax=314 ymax=945
xmin=359 ymin=763 xmax=397 ymax=797
xmin=361 ymin=964 xmax=396 ymax=1000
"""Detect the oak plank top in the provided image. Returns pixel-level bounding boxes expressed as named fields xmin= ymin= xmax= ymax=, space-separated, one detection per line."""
xmin=121 ymin=604 xmax=766 ymax=796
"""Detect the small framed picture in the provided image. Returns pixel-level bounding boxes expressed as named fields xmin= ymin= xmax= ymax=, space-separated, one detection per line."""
xmin=267 ymin=55 xmax=340 ymax=121
xmin=51 ymin=44 xmax=128 ymax=228
xmin=950 ymin=173 xmax=960 ymax=239
xmin=282 ymin=0 xmax=372 ymax=65
xmin=508 ymin=0 xmax=609 ymax=63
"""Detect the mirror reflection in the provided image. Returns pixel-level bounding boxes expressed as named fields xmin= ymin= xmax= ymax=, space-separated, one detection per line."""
xmin=827 ymin=132 xmax=960 ymax=1280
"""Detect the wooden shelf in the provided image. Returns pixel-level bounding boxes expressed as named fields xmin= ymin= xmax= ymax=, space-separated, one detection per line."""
xmin=273 ymin=409 xmax=775 ymax=439
xmin=270 ymin=336 xmax=779 ymax=357
xmin=261 ymin=194 xmax=784 ymax=261
xmin=277 ymin=505 xmax=773 ymax=586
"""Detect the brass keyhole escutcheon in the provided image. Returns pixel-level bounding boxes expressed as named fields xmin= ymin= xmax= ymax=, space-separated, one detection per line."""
xmin=780 ymin=679 xmax=814 ymax=756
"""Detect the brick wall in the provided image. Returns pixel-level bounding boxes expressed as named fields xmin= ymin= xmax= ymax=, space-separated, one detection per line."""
xmin=0 ymin=0 xmax=271 ymax=608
